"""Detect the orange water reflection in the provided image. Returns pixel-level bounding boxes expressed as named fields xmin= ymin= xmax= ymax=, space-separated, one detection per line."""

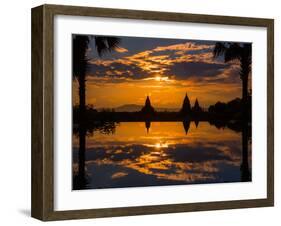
xmin=73 ymin=122 xmax=251 ymax=189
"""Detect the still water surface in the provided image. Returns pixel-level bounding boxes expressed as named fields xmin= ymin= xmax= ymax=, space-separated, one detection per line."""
xmin=73 ymin=121 xmax=251 ymax=189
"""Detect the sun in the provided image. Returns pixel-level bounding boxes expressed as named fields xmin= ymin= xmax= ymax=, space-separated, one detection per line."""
xmin=154 ymin=76 xmax=169 ymax=82
xmin=155 ymin=76 xmax=162 ymax=81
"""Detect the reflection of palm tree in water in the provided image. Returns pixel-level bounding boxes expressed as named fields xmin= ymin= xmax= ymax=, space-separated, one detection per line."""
xmin=73 ymin=127 xmax=88 ymax=189
xmin=241 ymin=125 xmax=251 ymax=181
xmin=73 ymin=122 xmax=118 ymax=189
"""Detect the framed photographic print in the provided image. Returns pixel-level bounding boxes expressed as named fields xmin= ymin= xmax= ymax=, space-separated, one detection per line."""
xmin=31 ymin=4 xmax=274 ymax=221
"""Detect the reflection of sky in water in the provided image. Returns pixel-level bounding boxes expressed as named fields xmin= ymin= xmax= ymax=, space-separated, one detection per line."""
xmin=73 ymin=122 xmax=251 ymax=189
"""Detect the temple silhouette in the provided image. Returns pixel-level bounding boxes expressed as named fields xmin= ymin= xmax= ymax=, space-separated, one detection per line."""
xmin=140 ymin=93 xmax=202 ymax=116
xmin=192 ymin=98 xmax=203 ymax=113
xmin=74 ymin=92 xmax=248 ymax=123
xmin=180 ymin=93 xmax=191 ymax=115
xmin=141 ymin=96 xmax=155 ymax=115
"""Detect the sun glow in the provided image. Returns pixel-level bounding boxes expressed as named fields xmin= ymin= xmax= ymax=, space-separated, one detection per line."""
xmin=145 ymin=142 xmax=169 ymax=149
xmin=155 ymin=142 xmax=169 ymax=149
xmin=154 ymin=76 xmax=169 ymax=82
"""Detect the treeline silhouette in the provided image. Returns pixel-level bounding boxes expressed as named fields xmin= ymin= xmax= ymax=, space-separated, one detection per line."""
xmin=208 ymin=96 xmax=251 ymax=121
xmin=73 ymin=95 xmax=251 ymax=124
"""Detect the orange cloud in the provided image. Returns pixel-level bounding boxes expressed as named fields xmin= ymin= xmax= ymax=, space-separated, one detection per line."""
xmin=115 ymin=47 xmax=129 ymax=53
xmin=74 ymin=41 xmax=245 ymax=108
xmin=154 ymin=42 xmax=213 ymax=52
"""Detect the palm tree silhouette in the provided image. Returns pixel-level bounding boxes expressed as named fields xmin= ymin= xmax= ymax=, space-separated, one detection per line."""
xmin=213 ymin=42 xmax=251 ymax=111
xmin=73 ymin=35 xmax=121 ymax=117
xmin=72 ymin=35 xmax=120 ymax=189
xmin=213 ymin=43 xmax=252 ymax=182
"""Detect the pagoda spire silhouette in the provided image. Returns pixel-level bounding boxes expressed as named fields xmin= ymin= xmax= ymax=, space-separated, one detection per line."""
xmin=141 ymin=96 xmax=155 ymax=115
xmin=192 ymin=98 xmax=202 ymax=112
xmin=180 ymin=93 xmax=191 ymax=115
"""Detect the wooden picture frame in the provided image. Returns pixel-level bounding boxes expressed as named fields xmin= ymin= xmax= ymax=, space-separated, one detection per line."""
xmin=31 ymin=4 xmax=274 ymax=221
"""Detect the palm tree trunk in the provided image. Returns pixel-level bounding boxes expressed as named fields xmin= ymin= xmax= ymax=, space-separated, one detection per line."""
xmin=240 ymin=57 xmax=250 ymax=111
xmin=78 ymin=74 xmax=86 ymax=187
xmin=241 ymin=121 xmax=250 ymax=181
xmin=79 ymin=74 xmax=86 ymax=116
xmin=240 ymin=58 xmax=250 ymax=181
xmin=242 ymin=74 xmax=248 ymax=113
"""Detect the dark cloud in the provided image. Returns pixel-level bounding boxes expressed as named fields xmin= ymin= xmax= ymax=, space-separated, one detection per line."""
xmin=87 ymin=62 xmax=149 ymax=79
xmin=87 ymin=60 xmax=231 ymax=83
xmin=84 ymin=163 xmax=194 ymax=189
xmin=85 ymin=37 xmax=240 ymax=84
xmin=149 ymin=49 xmax=179 ymax=58
xmin=73 ymin=141 xmax=237 ymax=165
xmin=73 ymin=144 xmax=150 ymax=163
xmin=86 ymin=35 xmax=188 ymax=60
xmin=187 ymin=48 xmax=213 ymax=55
xmin=165 ymin=144 xmax=233 ymax=163
xmin=168 ymin=61 xmax=229 ymax=79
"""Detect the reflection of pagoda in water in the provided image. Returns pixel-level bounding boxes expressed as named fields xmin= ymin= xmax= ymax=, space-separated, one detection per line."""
xmin=141 ymin=96 xmax=155 ymax=115
xmin=182 ymin=120 xmax=191 ymax=135
xmin=180 ymin=93 xmax=191 ymax=115
xmin=145 ymin=121 xmax=151 ymax=133
xmin=194 ymin=120 xmax=199 ymax=128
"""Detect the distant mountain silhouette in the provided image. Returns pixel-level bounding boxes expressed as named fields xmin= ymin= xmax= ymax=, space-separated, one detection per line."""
xmin=97 ymin=104 xmax=179 ymax=112
xmin=115 ymin=104 xmax=142 ymax=112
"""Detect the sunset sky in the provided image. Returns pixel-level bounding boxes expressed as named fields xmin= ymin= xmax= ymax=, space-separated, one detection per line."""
xmin=73 ymin=35 xmax=251 ymax=109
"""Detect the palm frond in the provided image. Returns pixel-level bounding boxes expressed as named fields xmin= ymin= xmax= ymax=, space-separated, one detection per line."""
xmin=94 ymin=37 xmax=121 ymax=57
xmin=213 ymin=42 xmax=227 ymax=58
xmin=224 ymin=43 xmax=242 ymax=62
xmin=243 ymin=43 xmax=252 ymax=63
